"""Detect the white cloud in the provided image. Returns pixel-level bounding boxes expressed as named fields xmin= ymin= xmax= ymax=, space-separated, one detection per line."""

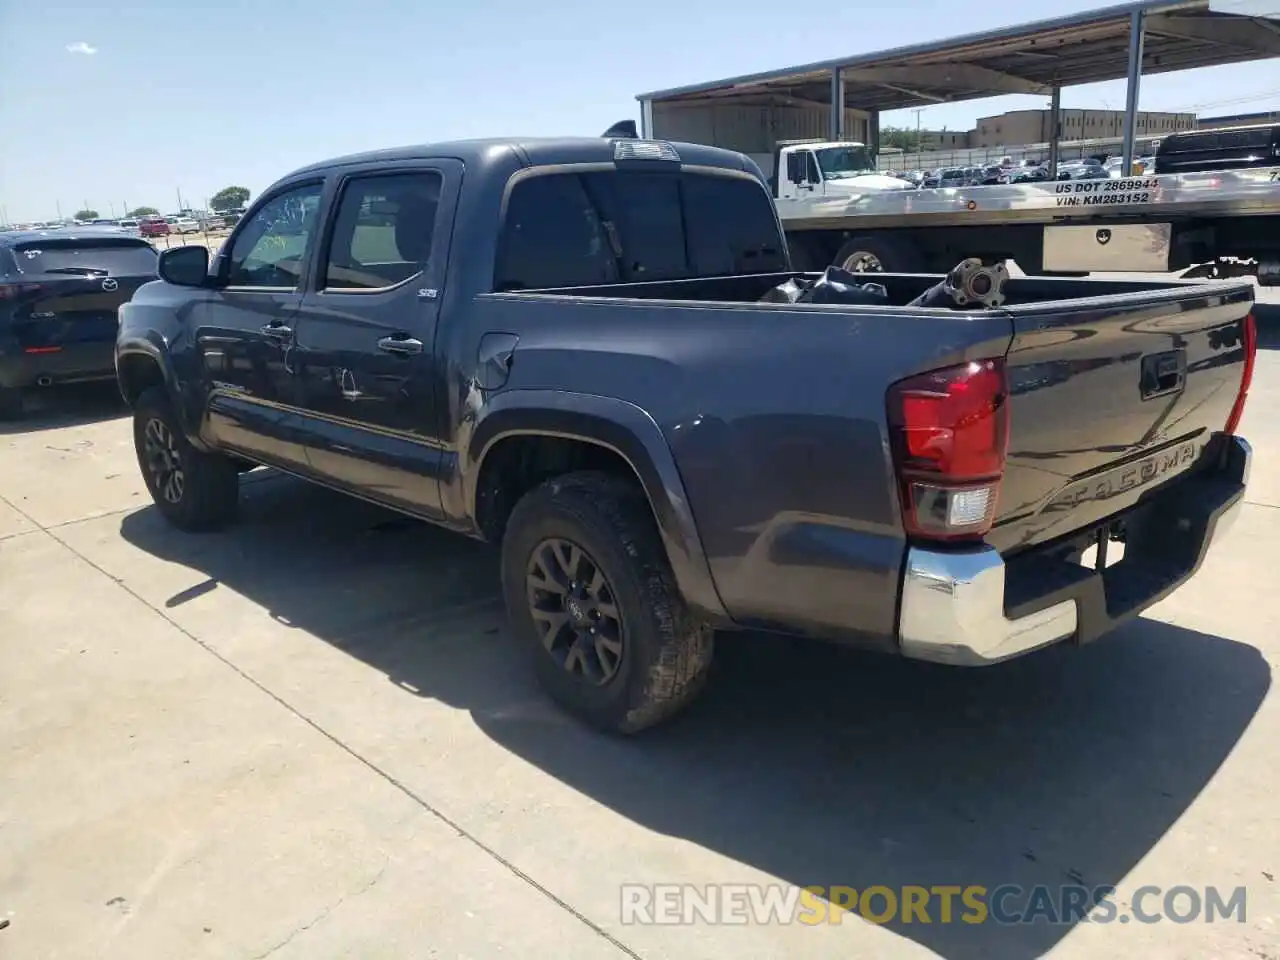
xmin=66 ymin=41 xmax=97 ymax=55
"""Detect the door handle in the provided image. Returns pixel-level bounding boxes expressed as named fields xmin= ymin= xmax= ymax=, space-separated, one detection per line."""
xmin=378 ymin=335 xmax=424 ymax=355
xmin=1140 ymin=349 xmax=1186 ymax=400
xmin=260 ymin=323 xmax=292 ymax=341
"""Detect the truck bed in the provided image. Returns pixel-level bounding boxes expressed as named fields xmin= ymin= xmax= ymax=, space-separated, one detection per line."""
xmin=490 ymin=270 xmax=1255 ymax=564
xmin=524 ymin=270 xmax=1226 ymax=307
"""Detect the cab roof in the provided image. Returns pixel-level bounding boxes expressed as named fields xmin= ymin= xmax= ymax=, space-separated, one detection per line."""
xmin=281 ymin=136 xmax=758 ymax=180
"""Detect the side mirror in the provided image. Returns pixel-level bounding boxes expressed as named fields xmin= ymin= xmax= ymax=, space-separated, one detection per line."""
xmin=158 ymin=245 xmax=210 ymax=287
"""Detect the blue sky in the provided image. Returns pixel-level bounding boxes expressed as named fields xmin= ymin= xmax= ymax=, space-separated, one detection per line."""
xmin=1 ymin=0 xmax=1277 ymax=222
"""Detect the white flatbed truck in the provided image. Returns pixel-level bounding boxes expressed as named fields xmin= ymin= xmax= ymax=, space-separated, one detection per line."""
xmin=759 ymin=137 xmax=1280 ymax=284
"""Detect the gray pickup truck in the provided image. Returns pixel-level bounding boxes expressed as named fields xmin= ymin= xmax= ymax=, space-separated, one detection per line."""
xmin=116 ymin=132 xmax=1256 ymax=733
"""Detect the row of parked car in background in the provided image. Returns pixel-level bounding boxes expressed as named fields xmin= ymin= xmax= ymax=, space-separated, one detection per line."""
xmin=885 ymin=153 xmax=1156 ymax=189
xmin=2 ymin=210 xmax=243 ymax=239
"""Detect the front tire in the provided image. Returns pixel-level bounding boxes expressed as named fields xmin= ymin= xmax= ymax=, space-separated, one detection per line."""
xmin=133 ymin=386 xmax=240 ymax=531
xmin=501 ymin=471 xmax=714 ymax=734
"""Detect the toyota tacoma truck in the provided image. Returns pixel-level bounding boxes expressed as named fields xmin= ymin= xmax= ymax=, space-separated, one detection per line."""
xmin=116 ymin=132 xmax=1256 ymax=734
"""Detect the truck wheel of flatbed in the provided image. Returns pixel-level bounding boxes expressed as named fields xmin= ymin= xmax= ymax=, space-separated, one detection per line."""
xmin=835 ymin=235 xmax=922 ymax=274
xmin=133 ymin=386 xmax=240 ymax=532
xmin=501 ymin=471 xmax=715 ymax=734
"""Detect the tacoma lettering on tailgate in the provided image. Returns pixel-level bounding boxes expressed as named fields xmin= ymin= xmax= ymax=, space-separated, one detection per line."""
xmin=1047 ymin=441 xmax=1199 ymax=512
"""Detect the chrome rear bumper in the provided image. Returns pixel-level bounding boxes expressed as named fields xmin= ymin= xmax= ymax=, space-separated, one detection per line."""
xmin=897 ymin=436 xmax=1251 ymax=666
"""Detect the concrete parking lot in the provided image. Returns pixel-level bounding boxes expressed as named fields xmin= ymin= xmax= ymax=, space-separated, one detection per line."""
xmin=2 ymin=300 xmax=1279 ymax=959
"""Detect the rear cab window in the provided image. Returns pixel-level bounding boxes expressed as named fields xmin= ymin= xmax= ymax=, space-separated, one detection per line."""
xmin=494 ymin=168 xmax=786 ymax=292
xmin=12 ymin=239 xmax=158 ymax=277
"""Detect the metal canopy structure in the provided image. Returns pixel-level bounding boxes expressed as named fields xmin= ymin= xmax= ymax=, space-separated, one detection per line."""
xmin=636 ymin=0 xmax=1280 ymax=170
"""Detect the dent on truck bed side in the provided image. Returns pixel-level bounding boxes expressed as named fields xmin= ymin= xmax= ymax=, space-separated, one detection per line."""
xmin=458 ymin=388 xmax=732 ymax=626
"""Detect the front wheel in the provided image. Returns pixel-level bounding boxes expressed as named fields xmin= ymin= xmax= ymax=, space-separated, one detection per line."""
xmin=133 ymin=386 xmax=240 ymax=531
xmin=501 ymin=471 xmax=714 ymax=734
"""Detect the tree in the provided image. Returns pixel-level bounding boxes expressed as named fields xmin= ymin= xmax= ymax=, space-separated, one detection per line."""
xmin=210 ymin=186 xmax=250 ymax=213
xmin=879 ymin=126 xmax=922 ymax=153
xmin=75 ymin=208 xmax=100 ymax=221
xmin=128 ymin=206 xmax=159 ymax=217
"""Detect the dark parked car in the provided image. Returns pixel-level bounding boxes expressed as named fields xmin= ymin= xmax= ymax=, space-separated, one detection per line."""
xmin=117 ymin=133 xmax=1255 ymax=733
xmin=1003 ymin=165 xmax=1049 ymax=183
xmin=1155 ymin=123 xmax=1280 ymax=174
xmin=0 ymin=227 xmax=158 ymax=417
xmin=1057 ymin=159 xmax=1109 ymax=181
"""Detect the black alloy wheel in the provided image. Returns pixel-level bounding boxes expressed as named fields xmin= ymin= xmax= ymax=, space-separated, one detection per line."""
xmin=131 ymin=385 xmax=240 ymax=531
xmin=526 ymin=537 xmax=625 ymax=685
xmin=142 ymin=416 xmax=185 ymax=504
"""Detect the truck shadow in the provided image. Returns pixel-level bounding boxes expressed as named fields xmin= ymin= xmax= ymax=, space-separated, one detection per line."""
xmin=119 ymin=475 xmax=1270 ymax=960
xmin=0 ymin=381 xmax=126 ymax=435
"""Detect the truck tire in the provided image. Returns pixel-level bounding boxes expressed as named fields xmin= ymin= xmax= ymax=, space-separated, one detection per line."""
xmin=501 ymin=470 xmax=714 ymax=734
xmin=0 ymin=387 xmax=23 ymax=421
xmin=834 ymin=234 xmax=924 ymax=274
xmin=132 ymin=386 xmax=240 ymax=531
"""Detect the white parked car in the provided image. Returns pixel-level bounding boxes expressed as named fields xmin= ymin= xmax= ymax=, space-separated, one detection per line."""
xmin=165 ymin=216 xmax=200 ymax=234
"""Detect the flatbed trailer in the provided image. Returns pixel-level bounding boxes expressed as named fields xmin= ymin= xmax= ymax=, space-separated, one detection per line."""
xmin=776 ymin=160 xmax=1280 ymax=283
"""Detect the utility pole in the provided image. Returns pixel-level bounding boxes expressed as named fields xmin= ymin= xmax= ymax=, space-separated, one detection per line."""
xmin=910 ymin=108 xmax=925 ymax=160
xmin=176 ymin=187 xmax=185 ymax=213
xmin=56 ymin=200 xmax=63 ymax=221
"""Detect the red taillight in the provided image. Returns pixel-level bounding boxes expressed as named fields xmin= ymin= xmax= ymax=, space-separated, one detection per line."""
xmin=1224 ymin=313 xmax=1256 ymax=436
xmin=887 ymin=358 xmax=1010 ymax=541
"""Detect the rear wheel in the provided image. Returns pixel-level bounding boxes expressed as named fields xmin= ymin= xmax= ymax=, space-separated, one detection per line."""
xmin=835 ymin=234 xmax=924 ymax=274
xmin=501 ymin=471 xmax=714 ymax=734
xmin=133 ymin=386 xmax=240 ymax=531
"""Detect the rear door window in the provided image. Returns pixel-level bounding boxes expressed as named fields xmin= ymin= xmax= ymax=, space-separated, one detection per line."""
xmin=13 ymin=240 xmax=158 ymax=277
xmin=494 ymin=169 xmax=785 ymax=291
xmin=320 ymin=171 xmax=443 ymax=291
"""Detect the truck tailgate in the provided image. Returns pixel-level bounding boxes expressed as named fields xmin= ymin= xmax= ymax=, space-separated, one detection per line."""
xmin=991 ymin=280 xmax=1255 ymax=555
